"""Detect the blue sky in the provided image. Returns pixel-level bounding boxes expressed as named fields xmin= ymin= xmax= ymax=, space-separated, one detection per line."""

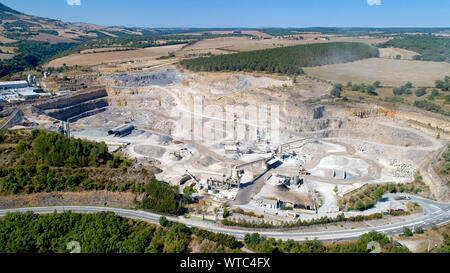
xmin=1 ymin=0 xmax=449 ymax=28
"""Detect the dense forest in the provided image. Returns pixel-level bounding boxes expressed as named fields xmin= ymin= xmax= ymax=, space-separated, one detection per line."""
xmin=0 ymin=129 xmax=184 ymax=215
xmin=0 ymin=211 xmax=239 ymax=253
xmin=379 ymin=35 xmax=450 ymax=62
xmin=180 ymin=42 xmax=379 ymax=75
xmin=12 ymin=129 xmax=113 ymax=168
xmin=0 ymin=129 xmax=135 ymax=194
xmin=140 ymin=177 xmax=183 ymax=215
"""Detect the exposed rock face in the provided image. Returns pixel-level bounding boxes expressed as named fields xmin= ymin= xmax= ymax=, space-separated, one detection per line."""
xmin=46 ymin=98 xmax=108 ymax=121
xmin=34 ymin=87 xmax=108 ymax=121
xmin=101 ymin=70 xmax=181 ymax=88
xmin=35 ymin=88 xmax=108 ymax=111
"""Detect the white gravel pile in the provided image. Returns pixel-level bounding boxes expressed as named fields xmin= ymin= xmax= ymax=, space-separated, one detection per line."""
xmin=310 ymin=155 xmax=369 ymax=179
xmin=388 ymin=159 xmax=415 ymax=180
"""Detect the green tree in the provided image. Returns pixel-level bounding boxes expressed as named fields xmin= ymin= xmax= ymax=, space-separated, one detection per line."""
xmin=403 ymin=227 xmax=413 ymax=237
xmin=159 ymin=216 xmax=170 ymax=227
xmin=183 ymin=186 xmax=195 ymax=203
xmin=330 ymin=88 xmax=342 ymax=98
xmin=415 ymin=88 xmax=427 ymax=97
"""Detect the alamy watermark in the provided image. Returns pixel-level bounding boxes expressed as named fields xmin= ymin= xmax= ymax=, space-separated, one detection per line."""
xmin=367 ymin=241 xmax=381 ymax=253
xmin=67 ymin=241 xmax=81 ymax=253
xmin=171 ymin=95 xmax=280 ymax=144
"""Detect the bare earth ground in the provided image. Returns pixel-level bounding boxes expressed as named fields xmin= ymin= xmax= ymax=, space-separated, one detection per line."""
xmin=0 ymin=46 xmax=16 ymax=53
xmin=379 ymin=47 xmax=420 ymax=60
xmin=0 ymin=191 xmax=138 ymax=209
xmin=396 ymin=223 xmax=450 ymax=252
xmin=0 ymin=53 xmax=13 ymax=60
xmin=304 ymin=58 xmax=450 ymax=86
xmin=0 ymin=34 xmax=17 ymax=44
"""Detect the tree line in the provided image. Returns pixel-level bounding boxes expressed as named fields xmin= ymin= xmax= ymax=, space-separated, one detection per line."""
xmin=180 ymin=42 xmax=379 ymax=75
xmin=139 ymin=177 xmax=184 ymax=215
xmin=16 ymin=129 xmax=118 ymax=168
xmin=379 ymin=34 xmax=450 ymax=62
xmin=243 ymin=231 xmax=409 ymax=253
xmin=339 ymin=181 xmax=425 ymax=211
xmin=0 ymin=211 xmax=239 ymax=253
xmin=221 ymin=212 xmax=383 ymax=229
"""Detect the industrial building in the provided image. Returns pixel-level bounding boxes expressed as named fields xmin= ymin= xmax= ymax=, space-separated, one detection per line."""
xmin=0 ymin=80 xmax=45 ymax=102
xmin=267 ymin=173 xmax=302 ymax=187
xmin=16 ymin=88 xmax=41 ymax=100
xmin=0 ymin=80 xmax=29 ymax=90
xmin=267 ymin=157 xmax=282 ymax=169
xmin=262 ymin=198 xmax=279 ymax=209
xmin=207 ymin=175 xmax=240 ymax=190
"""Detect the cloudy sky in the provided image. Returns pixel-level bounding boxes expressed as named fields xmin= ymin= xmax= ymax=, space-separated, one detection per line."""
xmin=1 ymin=0 xmax=449 ymax=28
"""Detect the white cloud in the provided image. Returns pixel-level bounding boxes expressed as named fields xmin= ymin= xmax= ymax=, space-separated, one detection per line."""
xmin=367 ymin=0 xmax=381 ymax=5
xmin=67 ymin=0 xmax=81 ymax=6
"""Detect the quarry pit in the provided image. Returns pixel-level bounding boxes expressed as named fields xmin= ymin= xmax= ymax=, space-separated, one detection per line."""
xmin=11 ymin=64 xmax=449 ymax=223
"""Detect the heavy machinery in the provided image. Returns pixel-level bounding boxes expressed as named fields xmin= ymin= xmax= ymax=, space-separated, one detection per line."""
xmin=298 ymin=166 xmax=309 ymax=175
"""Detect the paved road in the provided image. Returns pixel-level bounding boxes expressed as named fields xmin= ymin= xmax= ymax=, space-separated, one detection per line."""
xmin=0 ymin=195 xmax=448 ymax=242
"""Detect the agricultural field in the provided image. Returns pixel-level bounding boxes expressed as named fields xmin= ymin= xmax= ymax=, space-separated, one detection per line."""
xmin=0 ymin=35 xmax=17 ymax=44
xmin=304 ymin=58 xmax=450 ymax=87
xmin=182 ymin=35 xmax=387 ymax=55
xmin=0 ymin=53 xmax=13 ymax=60
xmin=45 ymin=44 xmax=185 ymax=67
xmin=379 ymin=47 xmax=420 ymax=60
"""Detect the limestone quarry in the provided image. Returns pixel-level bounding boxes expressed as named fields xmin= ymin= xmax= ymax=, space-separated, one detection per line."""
xmin=5 ymin=62 xmax=449 ymax=222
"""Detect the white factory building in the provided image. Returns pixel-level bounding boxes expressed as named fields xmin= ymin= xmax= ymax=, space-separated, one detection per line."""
xmin=0 ymin=79 xmax=50 ymax=103
xmin=0 ymin=86 xmax=45 ymax=103
xmin=0 ymin=80 xmax=29 ymax=90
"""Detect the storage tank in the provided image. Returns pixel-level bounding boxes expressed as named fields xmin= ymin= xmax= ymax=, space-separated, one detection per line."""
xmin=115 ymin=125 xmax=134 ymax=137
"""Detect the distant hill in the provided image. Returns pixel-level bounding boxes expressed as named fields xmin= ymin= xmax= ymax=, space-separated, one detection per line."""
xmin=0 ymin=2 xmax=155 ymax=44
xmin=0 ymin=2 xmax=21 ymax=13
